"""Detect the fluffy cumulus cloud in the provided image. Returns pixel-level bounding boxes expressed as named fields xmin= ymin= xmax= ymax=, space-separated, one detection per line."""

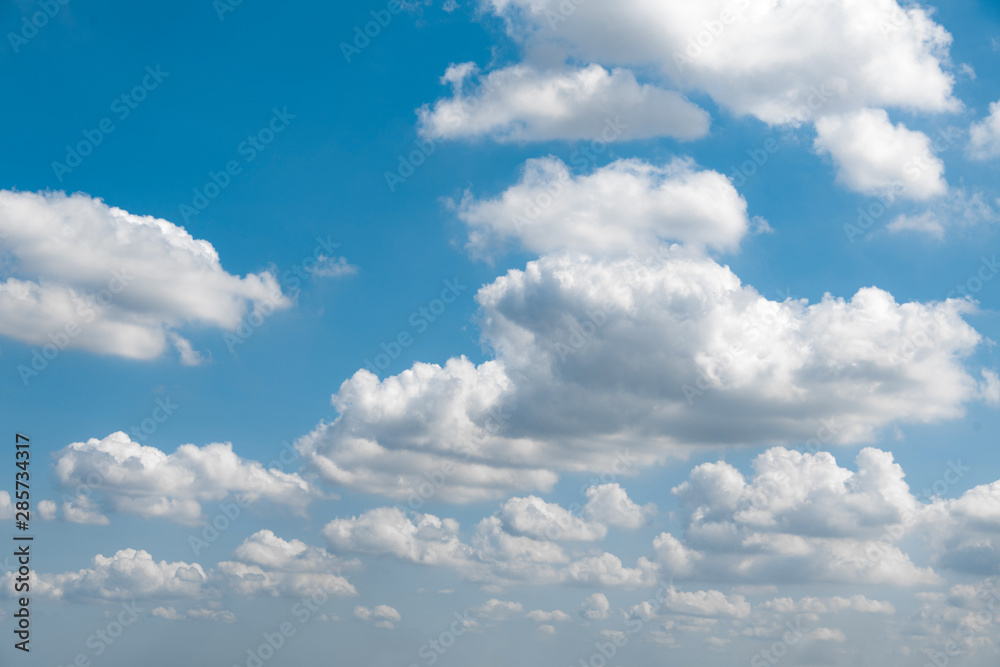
xmin=659 ymin=588 xmax=751 ymax=619
xmin=301 ymin=245 xmax=990 ymax=501
xmin=1 ymin=549 xmax=209 ymax=601
xmin=498 ymin=483 xmax=654 ymax=541
xmin=463 ymin=0 xmax=960 ymax=200
xmin=455 ymin=157 xmax=752 ymax=257
xmin=813 ymin=109 xmax=947 ymax=200
xmin=655 ymin=446 xmax=941 ymax=586
xmin=53 ymin=432 xmax=315 ymax=525
xmin=885 ymin=189 xmax=1000 ymax=239
xmin=2 ymin=531 xmax=357 ymax=602
xmin=0 ymin=190 xmax=291 ymax=363
xmin=757 ymin=594 xmax=895 ymax=615
xmin=322 ymin=506 xmax=656 ymax=587
xmin=968 ymin=99 xmax=1000 ymax=160
xmin=920 ymin=479 xmax=1000 ymax=576
xmin=418 ymin=63 xmax=709 ymax=142
xmin=580 ymin=593 xmax=610 ymax=620
xmin=486 ymin=0 xmax=957 ymax=120
xmin=215 ymin=530 xmax=360 ymax=599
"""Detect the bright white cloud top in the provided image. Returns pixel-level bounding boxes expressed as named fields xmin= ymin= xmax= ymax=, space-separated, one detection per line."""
xmin=0 ymin=190 xmax=290 ymax=365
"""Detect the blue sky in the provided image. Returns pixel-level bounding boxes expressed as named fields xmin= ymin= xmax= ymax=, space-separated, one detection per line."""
xmin=4 ymin=0 xmax=1000 ymax=665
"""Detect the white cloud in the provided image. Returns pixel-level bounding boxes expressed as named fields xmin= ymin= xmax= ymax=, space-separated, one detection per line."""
xmin=418 ymin=63 xmax=709 ymax=142
xmin=660 ymin=588 xmax=751 ymax=619
xmin=1 ymin=549 xmax=209 ymax=601
xmin=153 ymin=605 xmax=236 ymax=623
xmin=229 ymin=529 xmax=360 ymax=574
xmin=0 ymin=190 xmax=290 ymax=362
xmin=297 ymin=359 xmax=558 ymax=503
xmin=61 ymin=494 xmax=110 ymax=525
xmin=313 ymin=255 xmax=358 ymax=278
xmin=757 ymin=595 xmax=895 ymax=615
xmin=580 ymin=592 xmax=610 ymax=620
xmin=355 ymin=604 xmax=401 ymax=629
xmin=0 ymin=492 xmax=10 ymax=519
xmin=969 ymin=100 xmax=1000 ymax=160
xmin=486 ymin=0 xmax=957 ymax=122
xmin=499 ymin=495 xmax=606 ymax=541
xmin=324 ymin=507 xmax=474 ymax=568
xmin=323 ymin=507 xmax=654 ymax=587
xmin=813 ymin=109 xmax=947 ymax=201
xmin=467 ymin=0 xmax=962 ymax=204
xmin=525 ymin=609 xmax=571 ymax=622
xmin=53 ymin=432 xmax=315 ymax=525
xmin=655 ymin=447 xmax=941 ymax=586
xmin=584 ymin=483 xmax=656 ymax=529
xmin=217 ymin=530 xmax=358 ymax=598
xmin=152 ymin=606 xmax=185 ymax=620
xmin=471 ymin=598 xmax=523 ymax=620
xmin=455 ymin=157 xmax=751 ymax=258
xmin=498 ymin=483 xmax=654 ymax=542
xmin=303 ymin=243 xmax=989 ymax=502
xmin=186 ymin=607 xmax=237 ymax=623
xmin=37 ymin=499 xmax=57 ymax=520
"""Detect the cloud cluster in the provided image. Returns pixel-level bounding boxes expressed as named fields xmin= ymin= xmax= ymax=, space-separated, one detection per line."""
xmin=322 ymin=504 xmax=656 ymax=588
xmin=302 ymin=245 xmax=990 ymax=501
xmin=354 ymin=604 xmax=401 ymax=629
xmin=454 ymin=157 xmax=752 ymax=257
xmin=969 ymin=99 xmax=1000 ymax=160
xmin=813 ymin=108 xmax=947 ymax=200
xmin=656 ymin=446 xmax=939 ymax=585
xmin=52 ymin=432 xmax=315 ymax=525
xmin=498 ymin=483 xmax=655 ymax=541
xmin=418 ymin=63 xmax=709 ymax=142
xmin=3 ymin=530 xmax=357 ymax=602
xmin=0 ymin=190 xmax=290 ymax=362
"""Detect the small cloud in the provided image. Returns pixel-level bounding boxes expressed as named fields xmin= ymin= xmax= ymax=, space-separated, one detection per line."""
xmin=314 ymin=255 xmax=358 ymax=279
